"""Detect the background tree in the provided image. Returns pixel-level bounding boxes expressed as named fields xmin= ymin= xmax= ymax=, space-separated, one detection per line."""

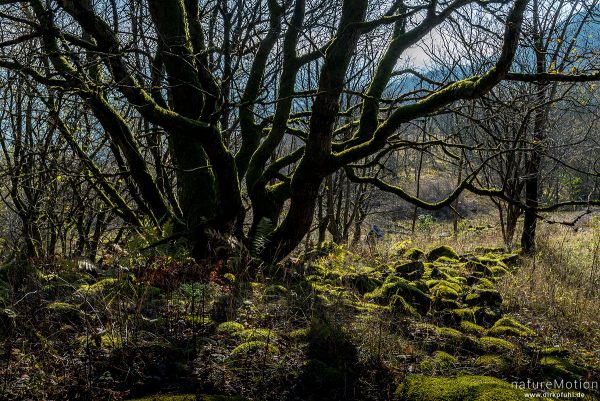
xmin=1 ymin=0 xmax=598 ymax=265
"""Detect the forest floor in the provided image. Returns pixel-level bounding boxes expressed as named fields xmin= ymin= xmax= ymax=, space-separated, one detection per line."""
xmin=1 ymin=215 xmax=599 ymax=401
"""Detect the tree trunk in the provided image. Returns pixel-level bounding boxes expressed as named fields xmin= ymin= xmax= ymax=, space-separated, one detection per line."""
xmin=521 ymin=0 xmax=546 ymax=252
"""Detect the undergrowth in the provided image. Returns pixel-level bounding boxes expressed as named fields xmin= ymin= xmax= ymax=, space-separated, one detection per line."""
xmin=0 ymin=216 xmax=599 ymax=400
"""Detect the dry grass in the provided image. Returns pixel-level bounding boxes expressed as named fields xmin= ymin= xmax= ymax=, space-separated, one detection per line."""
xmin=497 ymin=219 xmax=600 ymax=359
xmin=2 ymin=212 xmax=599 ymax=400
xmin=365 ymin=212 xmax=600 ymax=363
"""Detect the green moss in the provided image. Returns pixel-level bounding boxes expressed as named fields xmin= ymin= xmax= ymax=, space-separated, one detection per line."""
xmin=414 ymin=323 xmax=464 ymax=343
xmin=461 ymin=321 xmax=486 ymax=336
xmin=230 ymin=341 xmax=278 ymax=357
xmin=427 ymin=246 xmax=459 ymax=262
xmin=539 ymin=356 xmax=587 ymax=380
xmin=487 ymin=317 xmax=535 ymax=337
xmin=182 ymin=316 xmax=213 ymax=326
xmin=473 ymin=278 xmax=495 ymax=290
xmin=365 ymin=276 xmax=430 ymax=312
xmin=78 ymin=333 xmax=124 ymax=349
xmin=236 ymin=328 xmax=276 ymax=341
xmin=452 ymin=308 xmax=476 ymax=323
xmin=437 ymin=266 xmax=468 ymax=280
xmin=347 ymin=273 xmax=382 ymax=294
xmin=264 ymin=284 xmax=287 ymax=298
xmin=468 ymin=261 xmax=491 ymax=275
xmin=478 ymin=336 xmax=516 ymax=353
xmin=474 ymin=354 xmax=510 ymax=371
xmin=431 ymin=281 xmax=461 ymax=299
xmin=128 ymin=395 xmax=247 ymax=401
xmin=395 ymin=374 xmax=538 ymax=400
xmin=46 ymin=302 xmax=84 ymax=318
xmin=352 ymin=300 xmax=387 ymax=313
xmin=77 ymin=278 xmax=118 ymax=295
xmin=216 ymin=321 xmax=244 ymax=334
xmin=391 ymin=240 xmax=413 ymax=255
xmin=465 ymin=290 xmax=502 ymax=308
xmin=199 ymin=395 xmax=249 ymax=401
xmin=404 ymin=247 xmax=425 ymax=260
xmin=390 ymin=294 xmax=419 ymax=317
xmin=435 ymin=256 xmax=461 ymax=264
xmin=488 ymin=266 xmax=509 ymax=276
xmin=432 ymin=297 xmax=461 ymax=310
xmin=475 ymin=257 xmax=508 ymax=269
xmin=465 ymin=293 xmax=480 ymax=303
xmin=288 ymin=328 xmax=309 ymax=342
xmin=538 ymin=347 xmax=569 ymax=357
xmin=419 ymin=351 xmax=458 ymax=374
xmin=127 ymin=395 xmax=196 ymax=401
xmin=473 ymin=246 xmax=505 ymax=254
xmin=499 ymin=253 xmax=519 ymax=266
xmin=429 ymin=267 xmax=464 ymax=284
xmin=395 ymin=261 xmax=425 ymax=279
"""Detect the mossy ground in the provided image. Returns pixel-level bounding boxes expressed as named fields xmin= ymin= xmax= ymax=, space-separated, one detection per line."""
xmin=1 ymin=235 xmax=598 ymax=401
xmin=396 ymin=374 xmax=549 ymax=400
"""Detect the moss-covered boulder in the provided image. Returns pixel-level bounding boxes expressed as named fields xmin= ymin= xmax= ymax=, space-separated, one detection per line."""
xmin=77 ymin=278 xmax=119 ymax=296
xmin=404 ymin=247 xmax=425 ymax=260
xmin=230 ymin=341 xmax=278 ymax=357
xmin=468 ymin=257 xmax=510 ymax=278
xmin=395 ymin=374 xmax=542 ymax=400
xmin=390 ymin=294 xmax=419 ymax=317
xmin=413 ymin=323 xmax=479 ymax=352
xmin=487 ymin=317 xmax=535 ymax=337
xmin=465 ymin=290 xmax=502 ymax=308
xmin=346 ymin=273 xmax=382 ymax=294
xmin=427 ymin=246 xmax=459 ymax=262
xmin=460 ymin=321 xmax=486 ymax=336
xmin=217 ymin=321 xmax=245 ymax=335
xmin=430 ymin=280 xmax=462 ymax=299
xmin=499 ymin=253 xmax=519 ymax=266
xmin=127 ymin=395 xmax=248 ymax=401
xmin=395 ymin=261 xmax=425 ymax=279
xmin=46 ymin=302 xmax=84 ymax=323
xmin=365 ymin=276 xmax=431 ymax=313
xmin=413 ymin=323 xmax=464 ymax=343
xmin=474 ymin=354 xmax=510 ymax=372
xmin=539 ymin=356 xmax=588 ymax=381
xmin=472 ymin=278 xmax=495 ymax=290
xmin=431 ymin=297 xmax=462 ymax=311
xmin=199 ymin=396 xmax=249 ymax=401
xmin=419 ymin=351 xmax=458 ymax=374
xmin=263 ymin=284 xmax=288 ymax=299
xmin=526 ymin=345 xmax=569 ymax=357
xmin=487 ymin=265 xmax=509 ymax=277
xmin=127 ymin=395 xmax=196 ymax=401
xmin=236 ymin=328 xmax=277 ymax=341
xmin=478 ymin=336 xmax=516 ymax=353
xmin=452 ymin=308 xmax=476 ymax=323
xmin=473 ymin=307 xmax=503 ymax=327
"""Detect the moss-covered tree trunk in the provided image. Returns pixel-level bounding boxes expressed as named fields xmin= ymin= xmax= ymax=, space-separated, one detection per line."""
xmin=262 ymin=0 xmax=369 ymax=260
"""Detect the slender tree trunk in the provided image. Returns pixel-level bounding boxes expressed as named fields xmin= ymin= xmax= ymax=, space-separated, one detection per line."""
xmin=521 ymin=0 xmax=546 ymax=252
